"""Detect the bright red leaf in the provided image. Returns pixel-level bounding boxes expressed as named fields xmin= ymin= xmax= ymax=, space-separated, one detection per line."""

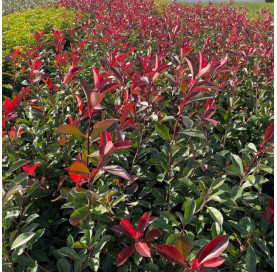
xmin=117 ymin=245 xmax=136 ymax=267
xmin=22 ymin=161 xmax=40 ymax=177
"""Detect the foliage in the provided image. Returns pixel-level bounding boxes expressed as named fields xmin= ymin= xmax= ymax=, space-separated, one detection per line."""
xmin=2 ymin=0 xmax=274 ymax=271
xmin=2 ymin=6 xmax=76 ymax=96
xmin=2 ymin=0 xmax=59 ymax=16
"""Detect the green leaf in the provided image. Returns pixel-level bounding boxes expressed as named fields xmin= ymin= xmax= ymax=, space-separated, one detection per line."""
xmin=27 ymin=229 xmax=45 ymax=248
xmin=207 ymin=207 xmax=223 ymax=225
xmin=152 ymin=219 xmax=172 ymax=231
xmin=59 ymin=247 xmax=81 ymax=261
xmin=183 ymin=199 xmax=196 ymax=224
xmin=145 ymin=263 xmax=159 ymax=272
xmin=72 ymin=241 xmax=88 ymax=249
xmin=94 ymin=225 xmax=106 ymax=243
xmin=253 ymin=164 xmax=273 ymax=174
xmin=189 ymin=92 xmax=214 ymax=103
xmin=211 ymin=177 xmax=226 ymax=191
xmin=88 ymin=258 xmax=100 ymax=271
xmin=11 ymin=173 xmax=28 ymax=185
xmin=70 ymin=207 xmax=89 ymax=220
xmin=27 ymin=261 xmax=38 ymax=272
xmin=231 ymin=186 xmax=244 ymax=201
xmin=255 ymin=238 xmax=270 ymax=257
xmin=160 ymin=211 xmax=180 ymax=226
xmin=246 ymin=246 xmax=256 ymax=272
xmin=57 ymin=258 xmax=71 ymax=272
xmin=155 ymin=124 xmax=170 ymax=140
xmin=179 ymin=129 xmax=205 ymax=139
xmin=158 ymin=116 xmax=175 ymax=123
xmin=67 ymin=234 xmax=74 ymax=248
xmin=11 ymin=232 xmax=36 ymax=250
xmin=91 ymin=235 xmax=114 ymax=256
xmin=211 ymin=222 xmax=222 ymax=237
xmin=231 ymin=154 xmax=244 ymax=176
xmin=91 ymin=119 xmax=119 ymax=142
xmin=195 ymin=198 xmax=205 ymax=213
xmin=166 ymin=234 xmax=178 ymax=245
xmin=225 ymin=165 xmax=242 ymax=177
xmin=5 ymin=159 xmax=30 ymax=176
xmin=182 ymin=116 xmax=194 ymax=129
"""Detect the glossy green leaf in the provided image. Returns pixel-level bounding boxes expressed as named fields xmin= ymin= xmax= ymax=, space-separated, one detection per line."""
xmin=5 ymin=159 xmax=30 ymax=176
xmin=155 ymin=124 xmax=170 ymax=140
xmin=11 ymin=232 xmax=36 ymax=250
xmin=207 ymin=206 xmax=223 ymax=225
xmin=160 ymin=211 xmax=180 ymax=226
xmin=179 ymin=129 xmax=205 ymax=139
xmin=183 ymin=199 xmax=196 ymax=224
xmin=57 ymin=259 xmax=71 ymax=272
xmin=88 ymin=258 xmax=100 ymax=271
xmin=11 ymin=173 xmax=28 ymax=185
xmin=231 ymin=154 xmax=244 ymax=176
xmin=70 ymin=207 xmax=89 ymax=220
xmin=225 ymin=165 xmax=242 ymax=177
xmin=246 ymin=246 xmax=256 ymax=272
xmin=59 ymin=247 xmax=81 ymax=261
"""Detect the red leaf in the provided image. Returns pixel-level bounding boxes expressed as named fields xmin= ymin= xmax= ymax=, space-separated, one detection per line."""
xmin=22 ymin=161 xmax=40 ymax=177
xmin=137 ymin=211 xmax=152 ymax=237
xmin=121 ymin=218 xmax=137 ymax=238
xmin=264 ymin=208 xmax=274 ymax=224
xmin=92 ymin=67 xmax=100 ymax=90
xmin=201 ymin=257 xmax=226 ymax=267
xmin=59 ymin=137 xmax=66 ymax=146
xmin=100 ymin=83 xmax=121 ymax=94
xmin=198 ymin=63 xmax=216 ymax=78
xmin=135 ymin=242 xmax=151 ymax=257
xmin=113 ymin=140 xmax=133 ymax=150
xmin=68 ymin=172 xmax=82 ymax=183
xmin=145 ymin=229 xmax=163 ymax=243
xmin=76 ymin=94 xmax=83 ymax=114
xmin=63 ymin=65 xmax=82 ymax=85
xmin=204 ymin=118 xmax=217 ymax=127
xmin=264 ymin=122 xmax=274 ymax=142
xmin=120 ymin=106 xmax=129 ymax=123
xmin=196 ymin=235 xmax=229 ymax=265
xmin=99 ymin=131 xmax=113 ymax=158
xmin=80 ymin=80 xmax=104 ymax=110
xmin=147 ymin=216 xmax=158 ymax=226
xmin=270 ymin=197 xmax=274 ymax=213
xmin=117 ymin=245 xmax=136 ymax=267
xmin=111 ymin=225 xmax=133 ymax=238
xmin=155 ymin=244 xmax=186 ymax=266
xmin=102 ymin=165 xmax=132 ymax=181
xmin=185 ymin=56 xmax=196 ymax=79
xmin=6 ymin=96 xmax=22 ymax=115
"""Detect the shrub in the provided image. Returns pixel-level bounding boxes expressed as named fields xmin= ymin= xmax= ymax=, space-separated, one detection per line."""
xmin=2 ymin=0 xmax=274 ymax=271
xmin=2 ymin=6 xmax=76 ymax=96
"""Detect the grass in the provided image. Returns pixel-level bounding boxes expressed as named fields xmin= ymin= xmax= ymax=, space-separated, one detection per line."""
xmin=155 ymin=0 xmax=274 ymax=18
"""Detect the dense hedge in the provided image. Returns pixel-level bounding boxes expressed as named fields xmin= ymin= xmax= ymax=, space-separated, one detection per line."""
xmin=2 ymin=6 xmax=76 ymax=96
xmin=2 ymin=0 xmax=274 ymax=271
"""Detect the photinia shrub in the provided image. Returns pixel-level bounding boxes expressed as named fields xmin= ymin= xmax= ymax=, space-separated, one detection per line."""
xmin=2 ymin=0 xmax=273 ymax=271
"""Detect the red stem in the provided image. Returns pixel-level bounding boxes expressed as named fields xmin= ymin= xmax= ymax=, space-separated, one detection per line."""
xmin=239 ymin=132 xmax=274 ymax=187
